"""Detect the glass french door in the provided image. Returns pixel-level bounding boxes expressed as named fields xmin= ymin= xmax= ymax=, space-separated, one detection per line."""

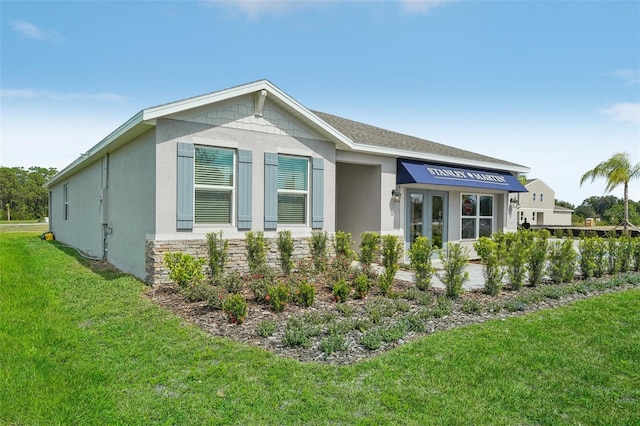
xmin=408 ymin=190 xmax=448 ymax=250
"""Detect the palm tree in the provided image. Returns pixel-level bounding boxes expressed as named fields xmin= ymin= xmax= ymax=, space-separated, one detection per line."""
xmin=579 ymin=152 xmax=640 ymax=234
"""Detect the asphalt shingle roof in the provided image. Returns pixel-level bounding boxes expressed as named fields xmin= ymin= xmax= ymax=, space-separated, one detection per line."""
xmin=312 ymin=110 xmax=525 ymax=169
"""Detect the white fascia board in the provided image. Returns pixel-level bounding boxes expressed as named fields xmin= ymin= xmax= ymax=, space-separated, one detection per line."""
xmin=348 ymin=143 xmax=531 ymax=174
xmin=142 ymin=80 xmax=356 ymax=149
xmin=46 ymin=111 xmax=146 ymax=187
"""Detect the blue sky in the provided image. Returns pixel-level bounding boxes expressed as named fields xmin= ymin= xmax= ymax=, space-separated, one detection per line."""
xmin=1 ymin=0 xmax=639 ymax=206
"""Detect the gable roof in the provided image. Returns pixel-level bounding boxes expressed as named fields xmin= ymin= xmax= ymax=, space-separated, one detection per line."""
xmin=47 ymin=80 xmax=529 ymax=187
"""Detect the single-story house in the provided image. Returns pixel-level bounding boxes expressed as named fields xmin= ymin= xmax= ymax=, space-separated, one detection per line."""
xmin=45 ymin=80 xmax=529 ymax=284
xmin=514 ymin=178 xmax=573 ymax=226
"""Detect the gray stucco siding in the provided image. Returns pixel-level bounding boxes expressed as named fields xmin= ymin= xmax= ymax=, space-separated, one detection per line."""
xmin=104 ymin=129 xmax=156 ymax=278
xmin=153 ymin=117 xmax=336 ymax=240
xmin=49 ymin=159 xmax=104 ymax=258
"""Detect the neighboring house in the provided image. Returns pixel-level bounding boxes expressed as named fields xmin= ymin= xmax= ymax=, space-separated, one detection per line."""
xmin=515 ymin=178 xmax=573 ymax=226
xmin=46 ymin=80 xmax=529 ymax=284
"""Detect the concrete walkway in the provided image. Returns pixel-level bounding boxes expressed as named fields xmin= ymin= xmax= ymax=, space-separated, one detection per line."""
xmin=394 ymin=260 xmax=486 ymax=291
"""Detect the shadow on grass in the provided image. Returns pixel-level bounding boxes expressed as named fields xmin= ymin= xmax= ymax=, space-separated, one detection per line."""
xmin=46 ymin=239 xmax=135 ymax=282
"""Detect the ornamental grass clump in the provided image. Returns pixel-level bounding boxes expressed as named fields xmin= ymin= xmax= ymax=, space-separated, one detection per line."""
xmin=439 ymin=242 xmax=469 ymax=299
xmin=408 ymin=236 xmax=435 ymax=291
xmin=473 ymin=236 xmax=504 ymax=296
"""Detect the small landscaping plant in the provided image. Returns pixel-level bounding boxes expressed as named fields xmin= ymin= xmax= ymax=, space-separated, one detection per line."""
xmin=504 ymin=231 xmax=528 ymax=291
xmin=333 ymin=231 xmax=355 ymax=260
xmin=277 ymin=230 xmax=295 ymax=276
xmin=245 ymin=231 xmax=268 ymax=274
xmin=164 ymin=252 xmax=205 ymax=289
xmin=359 ymin=232 xmax=380 ymax=266
xmin=379 ymin=234 xmax=402 ymax=296
xmin=266 ymin=282 xmax=290 ymax=313
xmin=206 ymin=230 xmax=229 ymax=279
xmin=352 ymin=272 xmax=373 ymax=299
xmin=256 ymin=319 xmax=277 ymax=337
xmin=548 ymin=239 xmax=577 ymax=284
xmin=527 ymin=229 xmax=550 ymax=286
xmin=579 ymin=236 xmax=600 ymax=279
xmin=439 ymin=242 xmax=469 ymax=299
xmin=222 ymin=293 xmax=248 ymax=324
xmin=332 ymin=279 xmax=351 ymax=302
xmin=310 ymin=230 xmax=329 ymax=272
xmin=293 ymin=280 xmax=316 ymax=307
xmin=474 ymin=236 xmax=504 ymax=296
xmin=408 ymin=236 xmax=435 ymax=291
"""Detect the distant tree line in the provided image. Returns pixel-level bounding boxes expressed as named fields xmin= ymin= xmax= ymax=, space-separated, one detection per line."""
xmin=0 ymin=166 xmax=58 ymax=221
xmin=556 ymin=195 xmax=640 ymax=226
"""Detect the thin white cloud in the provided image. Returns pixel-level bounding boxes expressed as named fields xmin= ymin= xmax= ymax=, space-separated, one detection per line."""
xmin=208 ymin=0 xmax=313 ymax=20
xmin=10 ymin=19 xmax=64 ymax=43
xmin=612 ymin=69 xmax=640 ymax=86
xmin=601 ymin=102 xmax=640 ymax=126
xmin=399 ymin=0 xmax=454 ymax=14
xmin=0 ymin=89 xmax=128 ymax=103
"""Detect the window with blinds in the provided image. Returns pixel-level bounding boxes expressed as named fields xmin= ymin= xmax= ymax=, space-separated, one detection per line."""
xmin=277 ymin=155 xmax=308 ymax=224
xmin=194 ymin=146 xmax=234 ymax=224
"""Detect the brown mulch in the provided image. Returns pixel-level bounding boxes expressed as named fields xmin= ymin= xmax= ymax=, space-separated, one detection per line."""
xmin=144 ymin=276 xmax=637 ymax=365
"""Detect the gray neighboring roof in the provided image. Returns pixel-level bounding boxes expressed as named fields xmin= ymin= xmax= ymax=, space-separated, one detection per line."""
xmin=313 ymin=110 xmax=526 ymax=170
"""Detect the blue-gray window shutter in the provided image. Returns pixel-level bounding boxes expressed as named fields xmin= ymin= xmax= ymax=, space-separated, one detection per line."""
xmin=312 ymin=157 xmax=324 ymax=229
xmin=264 ymin=152 xmax=278 ymax=230
xmin=237 ymin=149 xmax=252 ymax=230
xmin=176 ymin=142 xmax=194 ymax=230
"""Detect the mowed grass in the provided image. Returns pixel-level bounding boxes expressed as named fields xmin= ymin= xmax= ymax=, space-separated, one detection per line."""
xmin=1 ymin=233 xmax=639 ymax=425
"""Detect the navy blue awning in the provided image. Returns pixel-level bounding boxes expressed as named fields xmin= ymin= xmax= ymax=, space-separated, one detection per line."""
xmin=397 ymin=160 xmax=528 ymax=192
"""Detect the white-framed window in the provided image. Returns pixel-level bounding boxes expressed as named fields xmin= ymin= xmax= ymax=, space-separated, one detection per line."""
xmin=520 ymin=211 xmax=524 ymax=222
xmin=194 ymin=146 xmax=235 ymax=224
xmin=540 ymin=193 xmax=544 ymax=202
xmin=532 ymin=212 xmax=536 ymax=221
xmin=461 ymin=194 xmax=493 ymax=239
xmin=277 ymin=155 xmax=309 ymax=225
xmin=533 ymin=192 xmax=536 ymax=202
xmin=63 ymin=184 xmax=69 ymax=220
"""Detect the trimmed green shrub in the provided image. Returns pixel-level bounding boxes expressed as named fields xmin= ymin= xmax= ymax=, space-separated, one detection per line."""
xmin=547 ymin=239 xmax=577 ymax=284
xmin=439 ymin=242 xmax=469 ymax=299
xmin=206 ymin=230 xmax=228 ymax=279
xmin=474 ymin=237 xmax=504 ymax=296
xmin=310 ymin=230 xmax=329 ymax=272
xmin=527 ymin=229 xmax=550 ymax=286
xmin=333 ymin=231 xmax=355 ymax=260
xmin=578 ymin=236 xmax=601 ymax=279
xmin=245 ymin=231 xmax=268 ymax=274
xmin=222 ymin=293 xmax=248 ymax=324
xmin=408 ymin=236 xmax=435 ymax=291
xmin=352 ymin=273 xmax=373 ymax=299
xmin=293 ymin=280 xmax=316 ymax=307
xmin=359 ymin=232 xmax=380 ymax=266
xmin=379 ymin=235 xmax=403 ymax=296
xmin=504 ymin=232 xmax=528 ymax=291
xmin=163 ymin=252 xmax=205 ymax=288
xmin=618 ymin=237 xmax=634 ymax=273
xmin=277 ymin=230 xmax=295 ymax=275
xmin=266 ymin=282 xmax=290 ymax=313
xmin=633 ymin=238 xmax=640 ymax=272
xmin=332 ymin=279 xmax=351 ymax=302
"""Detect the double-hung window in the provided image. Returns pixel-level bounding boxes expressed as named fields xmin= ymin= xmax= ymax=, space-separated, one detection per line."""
xmin=277 ymin=155 xmax=308 ymax=224
xmin=194 ymin=146 xmax=234 ymax=224
xmin=461 ymin=194 xmax=493 ymax=239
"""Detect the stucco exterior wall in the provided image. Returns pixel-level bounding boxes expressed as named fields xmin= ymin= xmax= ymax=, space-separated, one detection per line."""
xmin=49 ymin=159 xmax=104 ymax=258
xmin=153 ymin=97 xmax=336 ymax=241
xmin=104 ymin=129 xmax=156 ymax=279
xmin=520 ymin=179 xmax=555 ymax=210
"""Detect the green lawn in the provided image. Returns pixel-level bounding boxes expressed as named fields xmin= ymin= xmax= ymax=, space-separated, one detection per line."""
xmin=1 ymin=233 xmax=639 ymax=425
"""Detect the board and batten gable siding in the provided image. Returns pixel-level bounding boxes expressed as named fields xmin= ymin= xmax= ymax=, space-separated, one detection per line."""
xmin=104 ymin=129 xmax=156 ymax=279
xmin=153 ymin=112 xmax=336 ymax=239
